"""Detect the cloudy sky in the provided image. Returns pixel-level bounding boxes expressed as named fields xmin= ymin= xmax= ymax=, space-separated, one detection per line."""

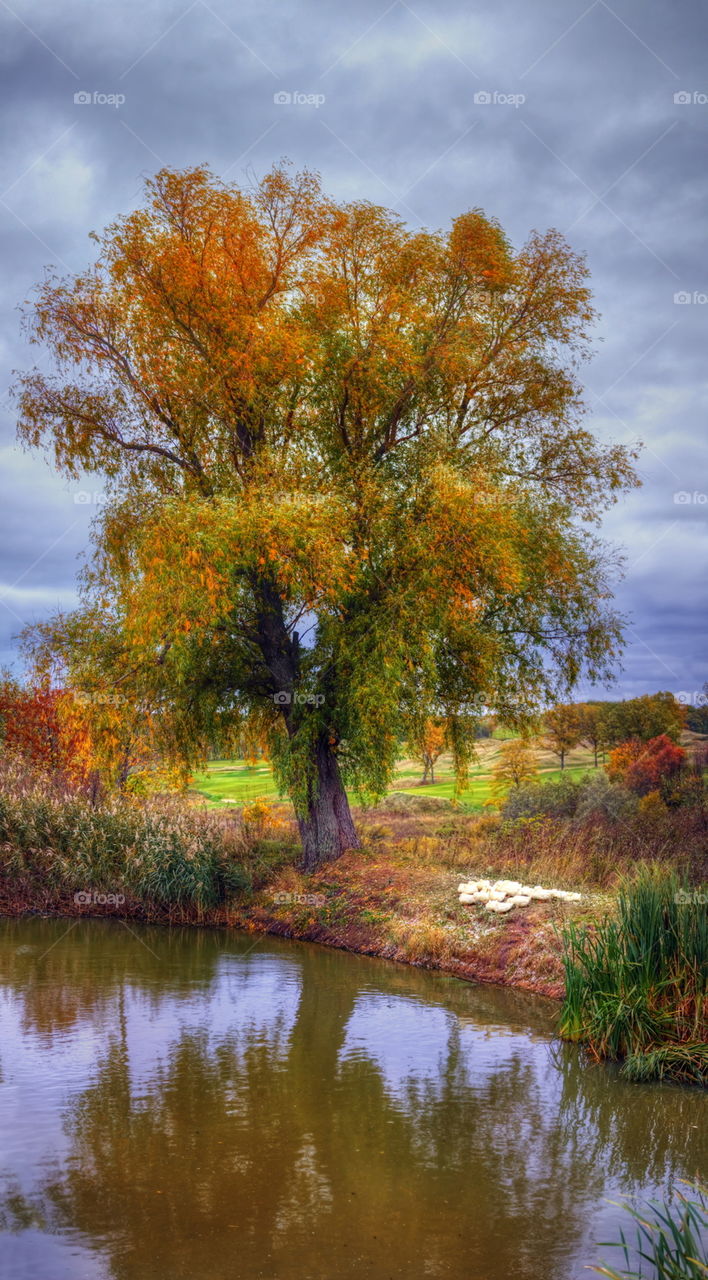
xmin=0 ymin=0 xmax=706 ymax=701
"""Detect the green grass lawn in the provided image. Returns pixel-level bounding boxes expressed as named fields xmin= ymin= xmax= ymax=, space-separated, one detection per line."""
xmin=191 ymin=743 xmax=601 ymax=810
xmin=392 ymin=761 xmax=593 ymax=804
xmin=191 ymin=761 xmax=283 ymax=805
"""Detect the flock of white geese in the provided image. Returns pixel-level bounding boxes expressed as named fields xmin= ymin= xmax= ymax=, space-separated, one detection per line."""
xmin=457 ymin=878 xmax=582 ymax=913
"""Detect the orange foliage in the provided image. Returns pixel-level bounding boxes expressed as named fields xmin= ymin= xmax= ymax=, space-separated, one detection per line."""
xmin=607 ymin=734 xmax=686 ymax=796
xmin=0 ymin=681 xmax=92 ymax=784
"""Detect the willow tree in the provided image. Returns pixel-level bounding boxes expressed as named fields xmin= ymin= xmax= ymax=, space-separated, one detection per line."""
xmin=15 ymin=164 xmax=638 ymax=867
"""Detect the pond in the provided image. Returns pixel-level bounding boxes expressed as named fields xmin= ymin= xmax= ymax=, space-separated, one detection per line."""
xmin=0 ymin=917 xmax=704 ymax=1280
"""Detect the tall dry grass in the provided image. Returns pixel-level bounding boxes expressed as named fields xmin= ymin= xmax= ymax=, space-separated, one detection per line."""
xmin=361 ymin=805 xmax=708 ymax=888
xmin=0 ymin=756 xmax=297 ymax=912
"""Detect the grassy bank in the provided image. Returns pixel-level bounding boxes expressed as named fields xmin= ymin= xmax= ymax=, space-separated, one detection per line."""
xmin=0 ymin=759 xmax=297 ymax=919
xmin=1 ymin=758 xmax=706 ymax=1009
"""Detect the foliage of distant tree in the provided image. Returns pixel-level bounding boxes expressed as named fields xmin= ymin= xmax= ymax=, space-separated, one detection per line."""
xmin=543 ymin=693 xmax=686 ymax=768
xmin=599 ymin=692 xmax=685 ymax=747
xmin=491 ymin=737 xmax=539 ymax=794
xmin=686 ymin=704 xmax=708 ymax=733
xmin=542 ymin=703 xmax=582 ymax=769
xmin=410 ymin=718 xmax=447 ymax=784
xmin=685 ymin=684 xmax=708 ymax=734
xmin=574 ymin=702 xmax=609 ymax=766
xmin=0 ymin=675 xmax=93 ymax=787
xmin=607 ymin=733 xmax=686 ymax=797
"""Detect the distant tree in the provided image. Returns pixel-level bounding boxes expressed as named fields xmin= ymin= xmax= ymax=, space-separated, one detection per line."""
xmin=685 ymin=684 xmax=708 ymax=734
xmin=491 ymin=737 xmax=539 ymax=795
xmin=475 ymin=715 xmax=496 ymax=740
xmin=685 ymin=705 xmax=708 ymax=733
xmin=543 ymin=703 xmax=581 ymax=769
xmin=575 ymin=702 xmax=609 ymax=767
xmin=602 ymin=693 xmax=685 ymax=747
xmin=607 ymin=734 xmax=686 ymax=797
xmin=238 ymin=723 xmax=270 ymax=768
xmin=0 ymin=675 xmax=92 ymax=785
xmin=410 ymin=718 xmax=447 ymax=784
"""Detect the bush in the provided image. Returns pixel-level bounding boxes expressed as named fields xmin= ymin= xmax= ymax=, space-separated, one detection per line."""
xmin=608 ymin=735 xmax=686 ymax=797
xmin=0 ymin=757 xmax=295 ymax=911
xmin=575 ymin=774 xmax=638 ymax=822
xmin=501 ymin=773 xmax=583 ymax=820
xmin=660 ymin=770 xmax=706 ymax=810
xmin=376 ymin=792 xmax=454 ymax=814
xmin=502 ymin=772 xmax=640 ymax=824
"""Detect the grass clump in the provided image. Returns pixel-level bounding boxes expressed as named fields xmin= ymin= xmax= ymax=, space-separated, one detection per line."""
xmin=621 ymin=1044 xmax=708 ymax=1086
xmin=591 ymin=1180 xmax=707 ymax=1279
xmin=0 ymin=758 xmax=297 ymax=912
xmin=560 ymin=868 xmax=707 ymax=1084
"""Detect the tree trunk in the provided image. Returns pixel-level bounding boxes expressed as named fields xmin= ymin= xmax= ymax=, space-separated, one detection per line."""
xmin=250 ymin=576 xmax=360 ymax=870
xmin=298 ymin=736 xmax=361 ymax=872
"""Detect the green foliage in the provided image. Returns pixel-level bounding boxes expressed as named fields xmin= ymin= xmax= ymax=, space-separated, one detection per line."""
xmin=543 ymin=702 xmax=582 ymax=767
xmin=592 ymin=1181 xmax=708 ymax=1279
xmin=491 ymin=737 xmax=539 ymax=794
xmin=598 ymin=693 xmax=686 ymax=748
xmin=574 ymin=772 xmax=639 ymax=821
xmin=560 ymin=868 xmax=707 ymax=1084
xmin=501 ymin=771 xmax=637 ymax=821
xmin=685 ymin=702 xmax=708 ymax=734
xmin=502 ymin=771 xmax=584 ymax=819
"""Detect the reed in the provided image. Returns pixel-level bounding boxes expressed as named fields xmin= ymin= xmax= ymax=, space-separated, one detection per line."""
xmin=560 ymin=868 xmax=707 ymax=1084
xmin=0 ymin=758 xmax=295 ymax=910
xmin=592 ymin=1181 xmax=707 ymax=1279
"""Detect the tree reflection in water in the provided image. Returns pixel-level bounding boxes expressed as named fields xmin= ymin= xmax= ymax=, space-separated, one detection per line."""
xmin=0 ymin=918 xmax=704 ymax=1280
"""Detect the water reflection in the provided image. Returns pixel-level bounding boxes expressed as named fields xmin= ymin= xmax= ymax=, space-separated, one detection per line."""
xmin=0 ymin=918 xmax=704 ymax=1280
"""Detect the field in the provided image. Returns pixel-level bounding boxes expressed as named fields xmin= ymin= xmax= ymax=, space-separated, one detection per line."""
xmin=190 ymin=738 xmax=601 ymax=810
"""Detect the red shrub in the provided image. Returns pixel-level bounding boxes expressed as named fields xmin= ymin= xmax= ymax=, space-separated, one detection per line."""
xmin=608 ymin=734 xmax=686 ymax=796
xmin=0 ymin=680 xmax=91 ymax=783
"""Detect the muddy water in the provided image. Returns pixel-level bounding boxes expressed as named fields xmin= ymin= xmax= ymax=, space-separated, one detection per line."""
xmin=0 ymin=917 xmax=704 ymax=1279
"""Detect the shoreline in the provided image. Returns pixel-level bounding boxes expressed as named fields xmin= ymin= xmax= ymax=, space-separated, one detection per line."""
xmin=0 ymin=872 xmax=570 ymax=1001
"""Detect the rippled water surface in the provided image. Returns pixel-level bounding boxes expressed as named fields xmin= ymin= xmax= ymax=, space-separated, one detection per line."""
xmin=0 ymin=917 xmax=704 ymax=1280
